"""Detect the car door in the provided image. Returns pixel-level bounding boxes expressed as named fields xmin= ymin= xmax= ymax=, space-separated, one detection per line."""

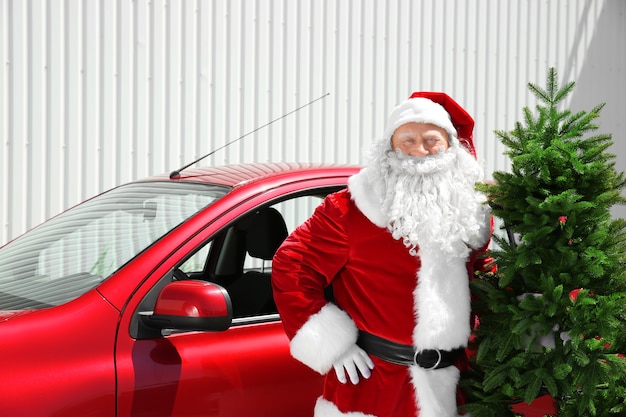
xmin=114 ymin=188 xmax=336 ymax=417
xmin=117 ymin=321 xmax=320 ymax=417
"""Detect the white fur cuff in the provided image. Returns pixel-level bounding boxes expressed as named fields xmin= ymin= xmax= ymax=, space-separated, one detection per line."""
xmin=290 ymin=303 xmax=358 ymax=374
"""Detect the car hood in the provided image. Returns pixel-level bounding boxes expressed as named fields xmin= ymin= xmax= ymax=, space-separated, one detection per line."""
xmin=0 ymin=310 xmax=35 ymax=322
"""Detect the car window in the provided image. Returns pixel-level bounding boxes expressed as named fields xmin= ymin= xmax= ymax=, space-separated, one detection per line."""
xmin=179 ymin=242 xmax=212 ymax=274
xmin=170 ymin=192 xmax=330 ymax=322
xmin=242 ymin=195 xmax=322 ymax=271
xmin=0 ymin=182 xmax=228 ymax=310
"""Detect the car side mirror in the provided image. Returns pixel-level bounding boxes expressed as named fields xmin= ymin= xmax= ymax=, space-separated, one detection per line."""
xmin=139 ymin=280 xmax=233 ymax=337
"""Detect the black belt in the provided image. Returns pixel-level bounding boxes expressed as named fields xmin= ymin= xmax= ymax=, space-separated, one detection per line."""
xmin=357 ymin=330 xmax=463 ymax=370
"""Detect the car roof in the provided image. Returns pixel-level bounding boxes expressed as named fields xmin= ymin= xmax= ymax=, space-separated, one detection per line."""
xmin=139 ymin=162 xmax=362 ymax=189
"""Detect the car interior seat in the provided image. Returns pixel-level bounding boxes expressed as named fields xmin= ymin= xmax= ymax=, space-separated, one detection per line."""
xmin=226 ymin=207 xmax=288 ymax=317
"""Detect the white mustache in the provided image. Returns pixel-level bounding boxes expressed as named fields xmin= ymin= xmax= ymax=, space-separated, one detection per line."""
xmin=389 ymin=147 xmax=456 ymax=176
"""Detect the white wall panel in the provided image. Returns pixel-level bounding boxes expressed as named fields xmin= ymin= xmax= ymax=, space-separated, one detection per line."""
xmin=1 ymin=0 xmax=625 ymax=244
xmin=0 ymin=0 xmax=7 ymax=243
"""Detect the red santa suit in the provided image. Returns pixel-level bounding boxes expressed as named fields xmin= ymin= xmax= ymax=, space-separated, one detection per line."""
xmin=272 ymin=92 xmax=492 ymax=417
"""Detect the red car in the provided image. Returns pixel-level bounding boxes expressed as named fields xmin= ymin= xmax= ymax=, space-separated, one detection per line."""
xmin=0 ymin=163 xmax=551 ymax=416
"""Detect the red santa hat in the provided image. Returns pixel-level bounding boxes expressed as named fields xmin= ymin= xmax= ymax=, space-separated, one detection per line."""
xmin=383 ymin=91 xmax=476 ymax=157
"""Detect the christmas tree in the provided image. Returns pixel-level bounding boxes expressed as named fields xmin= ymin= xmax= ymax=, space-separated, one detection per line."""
xmin=461 ymin=68 xmax=626 ymax=417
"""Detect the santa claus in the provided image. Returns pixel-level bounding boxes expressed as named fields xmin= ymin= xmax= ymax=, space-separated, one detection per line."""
xmin=272 ymin=92 xmax=492 ymax=417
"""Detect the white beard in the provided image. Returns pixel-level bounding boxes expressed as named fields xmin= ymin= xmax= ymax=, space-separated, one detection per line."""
xmin=366 ymin=140 xmax=490 ymax=259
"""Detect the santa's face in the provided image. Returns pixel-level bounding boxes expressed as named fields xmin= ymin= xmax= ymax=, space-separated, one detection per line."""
xmin=366 ymin=130 xmax=489 ymax=258
xmin=390 ymin=122 xmax=449 ymax=157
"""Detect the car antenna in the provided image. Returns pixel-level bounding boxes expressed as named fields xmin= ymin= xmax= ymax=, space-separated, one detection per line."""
xmin=169 ymin=92 xmax=330 ymax=179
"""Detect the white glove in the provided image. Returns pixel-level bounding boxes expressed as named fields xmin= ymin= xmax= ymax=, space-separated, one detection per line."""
xmin=332 ymin=344 xmax=374 ymax=384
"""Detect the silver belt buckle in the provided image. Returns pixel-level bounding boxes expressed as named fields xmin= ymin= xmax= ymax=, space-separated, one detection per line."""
xmin=413 ymin=349 xmax=442 ymax=370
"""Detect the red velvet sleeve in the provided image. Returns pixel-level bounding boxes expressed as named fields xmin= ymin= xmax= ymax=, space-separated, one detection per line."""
xmin=271 ymin=191 xmax=351 ymax=339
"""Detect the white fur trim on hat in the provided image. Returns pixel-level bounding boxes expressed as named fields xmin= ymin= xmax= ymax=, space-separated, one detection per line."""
xmin=290 ymin=303 xmax=358 ymax=375
xmin=383 ymin=97 xmax=457 ymax=143
xmin=314 ymin=397 xmax=377 ymax=417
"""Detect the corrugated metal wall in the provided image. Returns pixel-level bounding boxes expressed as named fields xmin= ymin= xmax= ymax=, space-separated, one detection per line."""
xmin=1 ymin=0 xmax=624 ymax=244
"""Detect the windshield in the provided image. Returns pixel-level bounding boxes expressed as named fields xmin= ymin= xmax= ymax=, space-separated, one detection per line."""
xmin=0 ymin=181 xmax=228 ymax=310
